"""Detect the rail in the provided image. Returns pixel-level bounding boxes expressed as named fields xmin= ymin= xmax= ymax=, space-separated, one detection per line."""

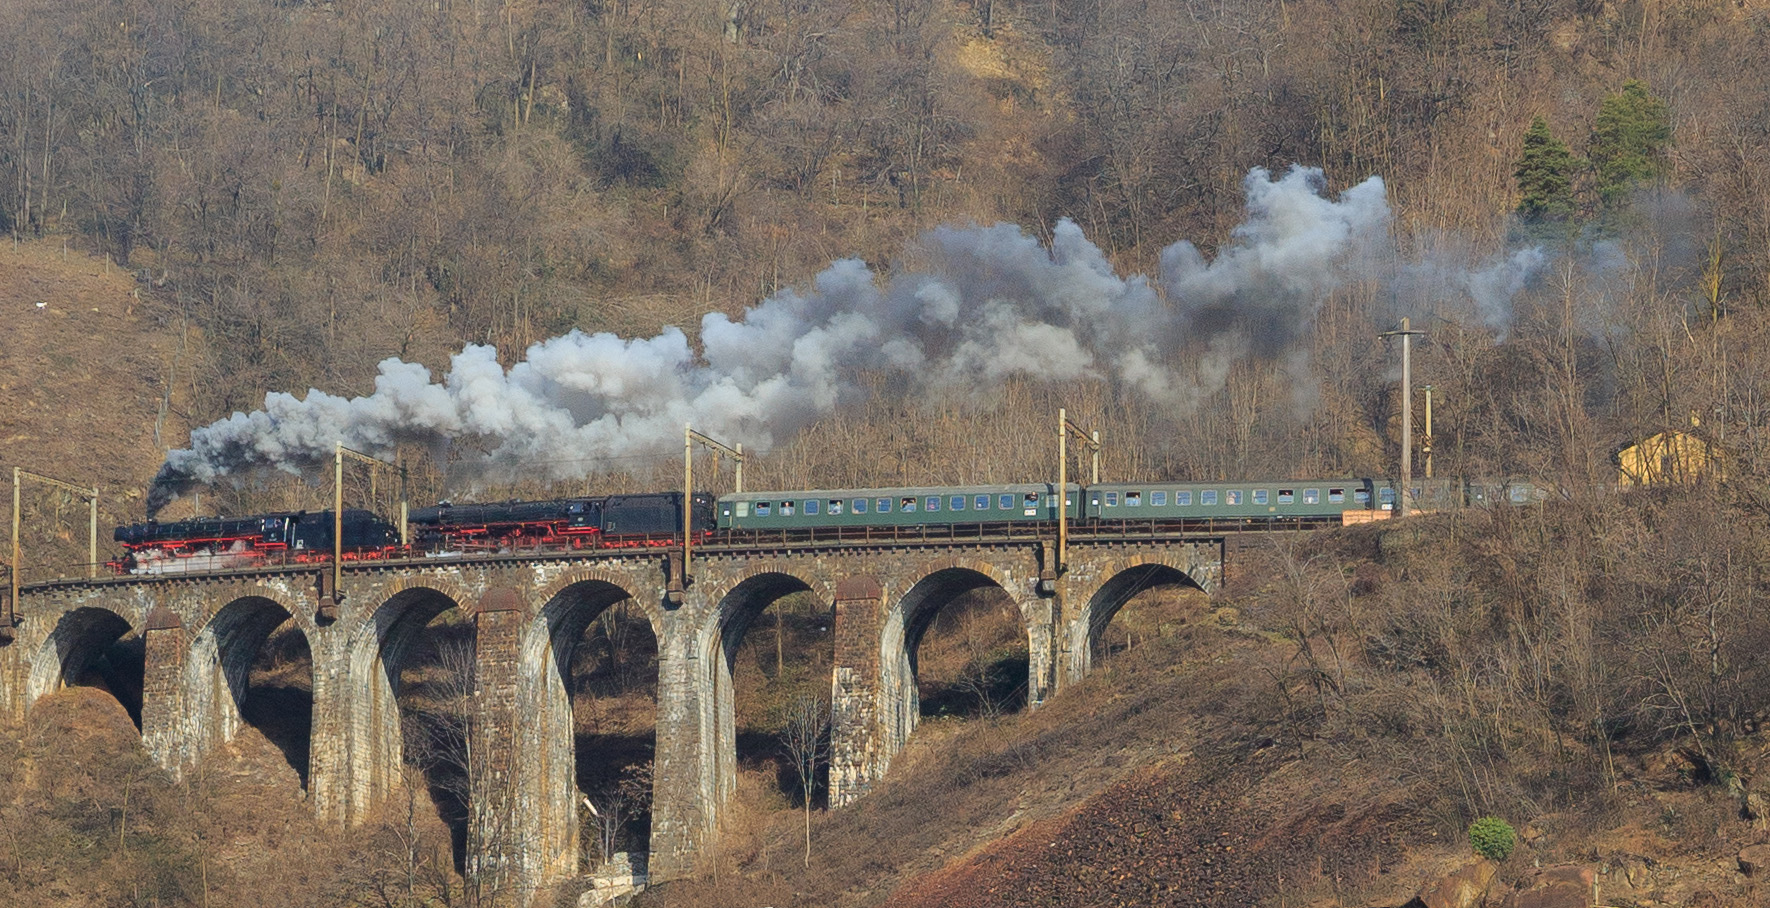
xmin=16 ymin=515 xmax=1339 ymax=593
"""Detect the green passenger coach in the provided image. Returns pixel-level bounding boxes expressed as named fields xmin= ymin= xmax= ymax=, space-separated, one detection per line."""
xmin=1084 ymin=479 xmax=1383 ymax=520
xmin=717 ymin=483 xmax=1080 ymax=530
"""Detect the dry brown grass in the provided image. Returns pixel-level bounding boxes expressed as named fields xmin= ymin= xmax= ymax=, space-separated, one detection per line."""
xmin=0 ymin=239 xmax=195 ymax=574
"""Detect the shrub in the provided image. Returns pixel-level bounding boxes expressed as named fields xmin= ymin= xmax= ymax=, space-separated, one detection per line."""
xmin=1468 ymin=816 xmax=1517 ymax=861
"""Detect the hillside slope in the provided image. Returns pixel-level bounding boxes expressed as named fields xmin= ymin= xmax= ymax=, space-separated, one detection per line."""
xmin=0 ymin=240 xmax=193 ymax=576
xmin=634 ymin=505 xmax=1770 ymax=908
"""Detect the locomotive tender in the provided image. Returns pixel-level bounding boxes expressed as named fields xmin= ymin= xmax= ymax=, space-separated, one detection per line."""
xmin=110 ymin=478 xmax=1537 ymax=574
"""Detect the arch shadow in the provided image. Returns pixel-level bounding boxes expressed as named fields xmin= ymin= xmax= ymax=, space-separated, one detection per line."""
xmin=1082 ymin=563 xmax=1204 ymax=669
xmin=193 ymin=596 xmax=312 ymax=786
xmin=526 ymin=578 xmax=660 ymax=871
xmin=29 ymin=607 xmax=143 ymax=729
xmin=880 ymin=567 xmax=1029 ymax=751
xmin=349 ymin=586 xmax=472 ymax=870
xmin=705 ymin=571 xmax=830 ymax=808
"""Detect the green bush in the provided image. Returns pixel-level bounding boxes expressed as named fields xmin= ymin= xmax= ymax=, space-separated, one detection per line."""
xmin=1468 ymin=816 xmax=1517 ymax=861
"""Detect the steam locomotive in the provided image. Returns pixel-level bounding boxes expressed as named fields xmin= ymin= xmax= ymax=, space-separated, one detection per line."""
xmin=112 ymin=509 xmax=402 ymax=574
xmin=109 ymin=478 xmax=1540 ymax=574
xmin=408 ymin=492 xmax=715 ymax=553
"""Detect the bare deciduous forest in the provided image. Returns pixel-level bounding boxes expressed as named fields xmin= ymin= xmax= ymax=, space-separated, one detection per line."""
xmin=4 ymin=0 xmax=1768 ymax=495
xmin=6 ymin=0 xmax=1770 ymax=905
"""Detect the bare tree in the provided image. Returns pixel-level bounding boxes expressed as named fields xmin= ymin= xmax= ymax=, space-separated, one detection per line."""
xmin=779 ymin=694 xmax=829 ymax=867
xmin=586 ymin=761 xmax=653 ymax=866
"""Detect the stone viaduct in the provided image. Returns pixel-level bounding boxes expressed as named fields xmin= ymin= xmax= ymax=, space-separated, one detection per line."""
xmin=0 ymin=532 xmax=1222 ymax=896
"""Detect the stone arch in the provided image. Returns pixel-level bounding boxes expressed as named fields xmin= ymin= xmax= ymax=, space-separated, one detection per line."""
xmin=699 ymin=567 xmax=827 ymax=810
xmin=360 ymin=576 xmax=476 ymax=623
xmin=910 ymin=556 xmax=1031 ymax=619
xmin=701 ymin=568 xmax=828 ymax=670
xmin=27 ymin=606 xmax=141 ymax=727
xmin=186 ymin=593 xmax=310 ymax=783
xmin=518 ymin=576 xmax=653 ymax=881
xmin=534 ymin=569 xmax=663 ymax=633
xmin=1072 ymin=556 xmax=1205 ymax=680
xmin=878 ymin=565 xmax=1029 ymax=766
xmin=343 ymin=584 xmax=470 ymax=829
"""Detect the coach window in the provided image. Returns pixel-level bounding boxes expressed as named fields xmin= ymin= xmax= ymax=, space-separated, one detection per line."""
xmin=1151 ymin=491 xmax=1167 ymax=506
xmin=1303 ymin=489 xmax=1320 ymax=504
xmin=1277 ymin=489 xmax=1293 ymax=504
xmin=1126 ymin=491 xmax=1142 ymax=507
xmin=1176 ymin=491 xmax=1191 ymax=506
xmin=974 ymin=494 xmax=990 ymax=510
xmin=1379 ymin=487 xmax=1395 ymax=509
xmin=782 ymin=501 xmax=796 ymax=516
xmin=926 ymin=496 xmax=941 ymax=512
xmin=756 ymin=502 xmax=772 ymax=516
xmin=1354 ymin=488 xmax=1370 ymax=505
xmin=1201 ymin=490 xmax=1217 ymax=505
xmin=1253 ymin=490 xmax=1269 ymax=505
xmin=1022 ymin=493 xmax=1039 ymax=514
xmin=876 ymin=498 xmax=891 ymax=513
xmin=999 ymin=494 xmax=1014 ymax=510
xmin=1328 ymin=488 xmax=1344 ymax=503
xmin=853 ymin=499 xmax=868 ymax=514
xmin=901 ymin=497 xmax=916 ymax=512
xmin=828 ymin=500 xmax=843 ymax=515
xmin=950 ymin=496 xmax=966 ymax=511
xmin=1226 ymin=490 xmax=1242 ymax=505
xmin=805 ymin=500 xmax=820 ymax=515
xmin=1104 ymin=491 xmax=1119 ymax=507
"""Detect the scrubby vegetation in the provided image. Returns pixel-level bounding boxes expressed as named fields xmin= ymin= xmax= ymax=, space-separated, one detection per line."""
xmin=1469 ymin=817 xmax=1517 ymax=862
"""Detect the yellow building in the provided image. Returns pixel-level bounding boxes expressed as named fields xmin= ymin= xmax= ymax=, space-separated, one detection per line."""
xmin=1614 ymin=429 xmax=1723 ymax=487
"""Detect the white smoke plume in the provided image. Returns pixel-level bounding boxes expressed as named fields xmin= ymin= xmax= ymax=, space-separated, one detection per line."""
xmin=146 ymin=165 xmax=1544 ymax=514
xmin=1162 ymin=166 xmax=1393 ymax=349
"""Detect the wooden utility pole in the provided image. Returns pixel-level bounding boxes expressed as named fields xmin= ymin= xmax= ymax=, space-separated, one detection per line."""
xmin=681 ymin=426 xmax=744 ymax=600
xmin=325 ymin=443 xmax=404 ymax=622
xmin=1055 ymin=408 xmax=1101 ymax=581
xmin=1380 ymin=318 xmax=1427 ymax=516
xmin=6 ymin=467 xmax=100 ymax=643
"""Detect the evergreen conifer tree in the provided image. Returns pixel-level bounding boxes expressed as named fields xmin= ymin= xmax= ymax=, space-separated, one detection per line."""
xmin=1588 ymin=80 xmax=1672 ymax=207
xmin=1515 ymin=115 xmax=1576 ymax=225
